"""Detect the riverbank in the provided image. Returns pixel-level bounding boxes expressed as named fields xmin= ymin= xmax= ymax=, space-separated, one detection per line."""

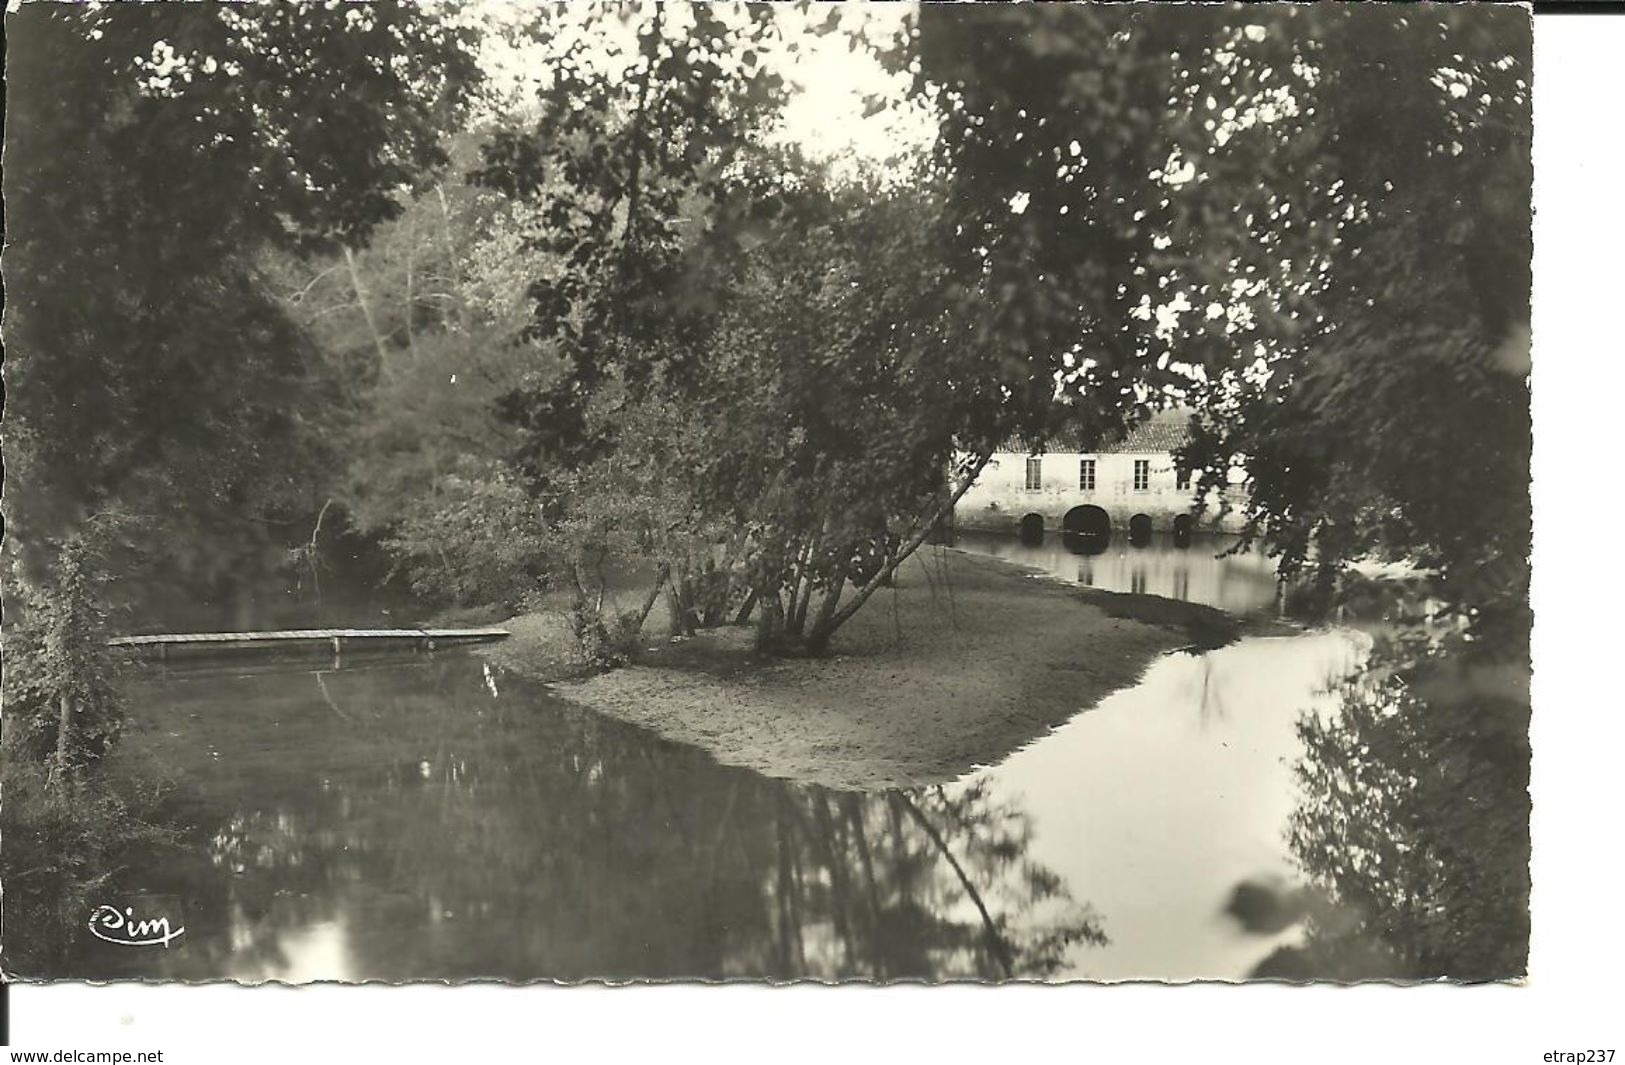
xmin=482 ymin=547 xmax=1255 ymax=790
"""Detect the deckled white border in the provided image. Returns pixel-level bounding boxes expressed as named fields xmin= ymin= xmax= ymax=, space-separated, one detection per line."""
xmin=13 ymin=6 xmax=1622 ymax=1063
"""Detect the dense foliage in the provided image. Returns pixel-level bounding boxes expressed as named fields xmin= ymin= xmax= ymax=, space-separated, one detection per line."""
xmin=3 ymin=3 xmax=1533 ymax=980
xmin=918 ymin=4 xmax=1531 ymax=653
xmin=916 ymin=4 xmax=1532 ymax=980
xmin=2 ymin=537 xmax=126 ymax=778
xmin=472 ymin=3 xmax=788 ymax=474
xmin=4 ymin=3 xmax=479 ymax=559
xmin=2 ymin=2 xmax=482 ymax=773
xmin=645 ymin=166 xmax=1012 ymax=653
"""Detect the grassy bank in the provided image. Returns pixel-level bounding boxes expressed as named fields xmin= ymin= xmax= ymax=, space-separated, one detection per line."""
xmin=481 ymin=547 xmax=1247 ymax=790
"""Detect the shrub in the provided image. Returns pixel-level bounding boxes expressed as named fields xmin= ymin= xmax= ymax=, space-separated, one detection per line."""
xmin=2 ymin=541 xmax=125 ymax=780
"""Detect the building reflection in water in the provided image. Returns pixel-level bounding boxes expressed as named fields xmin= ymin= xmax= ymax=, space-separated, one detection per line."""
xmin=962 ymin=530 xmax=1279 ymax=617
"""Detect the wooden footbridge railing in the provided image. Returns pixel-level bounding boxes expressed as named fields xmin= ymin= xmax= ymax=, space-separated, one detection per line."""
xmin=109 ymin=627 xmax=509 ymax=663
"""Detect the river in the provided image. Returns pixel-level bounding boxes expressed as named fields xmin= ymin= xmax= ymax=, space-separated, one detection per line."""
xmin=66 ymin=534 xmax=1374 ymax=982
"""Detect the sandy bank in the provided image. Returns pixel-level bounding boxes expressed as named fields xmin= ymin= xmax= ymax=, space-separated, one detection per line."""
xmin=483 ymin=547 xmax=1245 ymax=791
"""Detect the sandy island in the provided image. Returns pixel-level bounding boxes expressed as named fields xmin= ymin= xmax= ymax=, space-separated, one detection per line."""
xmin=479 ymin=547 xmax=1251 ymax=791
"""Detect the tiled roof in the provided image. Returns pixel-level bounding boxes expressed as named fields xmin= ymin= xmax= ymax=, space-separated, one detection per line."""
xmin=997 ymin=407 xmax=1195 ymax=455
xmin=1097 ymin=407 xmax=1194 ymax=454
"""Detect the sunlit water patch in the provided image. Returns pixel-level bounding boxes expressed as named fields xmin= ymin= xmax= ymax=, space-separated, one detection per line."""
xmin=958 ymin=630 xmax=1365 ymax=980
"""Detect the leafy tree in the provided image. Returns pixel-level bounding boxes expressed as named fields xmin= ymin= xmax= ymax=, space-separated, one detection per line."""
xmin=458 ymin=8 xmax=1071 ymax=659
xmin=260 ymin=134 xmax=574 ymax=609
xmin=2 ymin=533 xmax=126 ymax=782
xmin=261 ymin=133 xmax=550 ymax=413
xmin=918 ymin=8 xmax=1532 ymax=980
xmin=916 ymin=4 xmax=1531 ymax=655
xmin=472 ymin=2 xmax=789 ymax=477
xmin=0 ymin=760 xmax=180 ymax=977
xmin=2 ymin=3 xmax=480 ymax=774
xmin=377 ymin=456 xmax=553 ymax=611
xmin=474 ymin=143 xmax=1044 ymax=659
xmin=664 ymin=164 xmax=1018 ymax=655
xmin=327 ymin=4 xmax=780 ymax=660
xmin=3 ymin=2 xmax=480 ymax=552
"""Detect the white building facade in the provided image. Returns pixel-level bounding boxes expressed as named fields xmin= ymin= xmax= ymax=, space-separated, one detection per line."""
xmin=955 ymin=409 xmax=1245 ymax=535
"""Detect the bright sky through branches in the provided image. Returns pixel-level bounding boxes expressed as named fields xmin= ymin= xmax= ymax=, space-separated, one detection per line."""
xmin=474 ymin=0 xmax=935 ymax=174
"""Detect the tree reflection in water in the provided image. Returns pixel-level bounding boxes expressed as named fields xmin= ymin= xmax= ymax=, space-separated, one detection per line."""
xmin=1262 ymin=641 xmax=1530 ymax=982
xmin=80 ymin=656 xmax=1102 ymax=982
xmin=755 ymin=784 xmax=1104 ymax=980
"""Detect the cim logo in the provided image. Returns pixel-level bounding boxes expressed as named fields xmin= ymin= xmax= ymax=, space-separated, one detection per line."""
xmin=88 ymin=901 xmax=186 ymax=948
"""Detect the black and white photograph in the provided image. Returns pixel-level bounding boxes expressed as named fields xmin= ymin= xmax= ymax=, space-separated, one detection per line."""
xmin=1 ymin=0 xmax=1607 ymax=1056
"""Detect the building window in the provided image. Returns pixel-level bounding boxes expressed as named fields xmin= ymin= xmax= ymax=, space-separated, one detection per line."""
xmin=1133 ymin=459 xmax=1150 ymax=492
xmin=1176 ymin=466 xmax=1191 ymax=491
xmin=1079 ymin=458 xmax=1096 ymax=492
xmin=1025 ymin=456 xmax=1043 ymax=491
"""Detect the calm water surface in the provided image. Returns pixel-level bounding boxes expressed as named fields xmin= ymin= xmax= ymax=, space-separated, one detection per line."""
xmin=85 ymin=536 xmax=1363 ymax=981
xmin=955 ymin=529 xmax=1282 ymax=617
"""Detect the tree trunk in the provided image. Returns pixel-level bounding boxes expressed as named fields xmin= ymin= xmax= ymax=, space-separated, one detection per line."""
xmin=593 ymin=546 xmax=609 ymax=615
xmin=343 ymin=245 xmax=390 ymax=367
xmin=665 ymin=584 xmax=692 ymax=637
xmin=732 ymin=588 xmax=759 ymax=626
xmin=434 ymin=183 xmax=467 ymax=330
xmin=699 ymin=563 xmax=731 ymax=628
xmin=783 ymin=544 xmax=812 ymax=636
xmin=569 ymin=563 xmax=613 ymax=663
xmin=403 ymin=211 xmax=418 ymax=355
xmin=632 ymin=563 xmax=671 ymax=632
xmin=53 ymin=692 xmax=75 ymax=790
xmin=785 ymin=573 xmax=810 ymax=637
xmin=803 ymin=562 xmax=849 ymax=656
xmin=755 ymin=588 xmax=785 ymax=654
xmin=666 ymin=569 xmax=701 ymax=636
xmin=813 ymin=452 xmax=993 ymax=650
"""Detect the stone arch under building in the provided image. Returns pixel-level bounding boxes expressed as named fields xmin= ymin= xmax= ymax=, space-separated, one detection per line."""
xmin=1062 ymin=505 xmax=1111 ymax=555
xmin=1172 ymin=513 xmax=1194 ymax=547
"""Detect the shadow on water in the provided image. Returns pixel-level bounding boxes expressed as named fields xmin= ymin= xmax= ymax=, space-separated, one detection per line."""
xmin=1061 ymin=531 xmax=1109 ymax=556
xmin=19 ymin=535 xmax=1527 ymax=983
xmin=43 ymin=635 xmax=1370 ymax=983
xmin=112 ymin=529 xmax=429 ymax=637
xmin=57 ymin=656 xmax=1102 ymax=982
